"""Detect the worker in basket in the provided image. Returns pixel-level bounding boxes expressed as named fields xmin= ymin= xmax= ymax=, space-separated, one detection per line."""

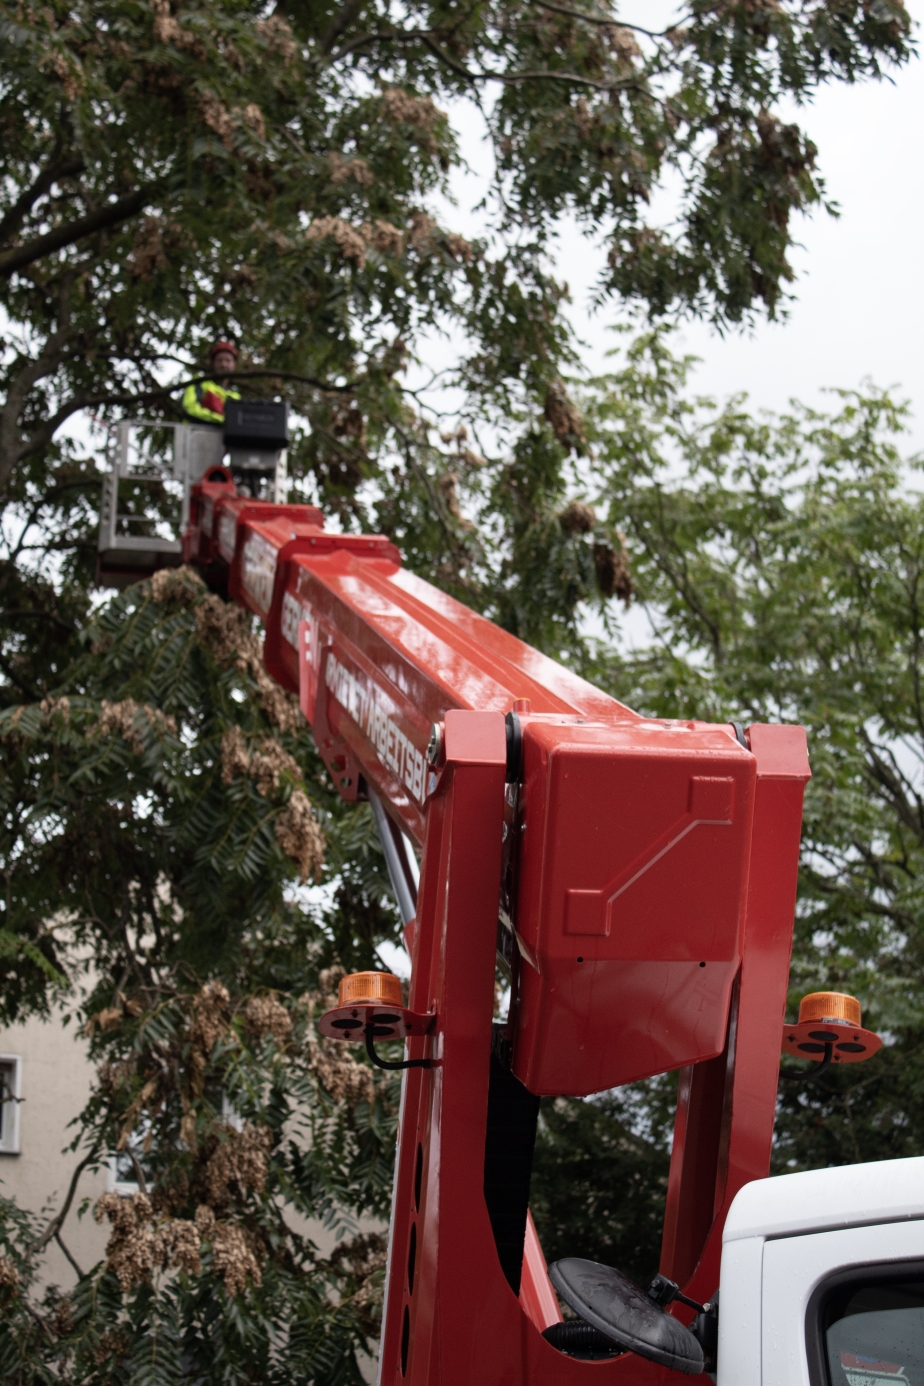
xmin=182 ymin=340 xmax=242 ymax=424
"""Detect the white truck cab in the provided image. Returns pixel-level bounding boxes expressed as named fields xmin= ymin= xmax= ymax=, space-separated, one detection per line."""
xmin=718 ymin=1156 xmax=924 ymax=1386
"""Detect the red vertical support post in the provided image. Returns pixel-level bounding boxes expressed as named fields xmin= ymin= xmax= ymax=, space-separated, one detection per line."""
xmin=378 ymin=710 xmax=512 ymax=1386
xmin=660 ymin=724 xmax=811 ymax=1306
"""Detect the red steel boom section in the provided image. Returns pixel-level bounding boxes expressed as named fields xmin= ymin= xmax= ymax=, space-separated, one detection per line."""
xmin=184 ymin=480 xmax=810 ymax=1385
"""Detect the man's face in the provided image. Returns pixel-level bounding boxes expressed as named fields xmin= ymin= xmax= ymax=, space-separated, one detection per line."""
xmin=211 ymin=350 xmax=236 ymax=375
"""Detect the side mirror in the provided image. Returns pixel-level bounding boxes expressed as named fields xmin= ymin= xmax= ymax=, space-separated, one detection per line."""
xmin=547 ymin=1259 xmax=705 ymax=1376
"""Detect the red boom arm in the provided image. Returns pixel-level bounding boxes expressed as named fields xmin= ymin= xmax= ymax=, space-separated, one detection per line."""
xmin=184 ymin=482 xmax=810 ymax=1384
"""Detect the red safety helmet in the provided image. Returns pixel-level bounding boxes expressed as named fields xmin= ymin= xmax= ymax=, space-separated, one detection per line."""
xmin=209 ymin=339 xmax=239 ymax=362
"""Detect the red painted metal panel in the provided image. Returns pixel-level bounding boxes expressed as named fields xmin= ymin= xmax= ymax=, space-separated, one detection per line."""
xmin=211 ymin=497 xmax=324 ymax=568
xmin=511 ymin=717 xmax=756 ymax=1094
xmin=183 ymin=475 xmax=237 ymax=564
xmin=285 ymin=552 xmax=639 ymax=841
xmin=520 ymin=1211 xmax=562 ymax=1332
xmin=659 ymin=724 xmax=810 ymax=1306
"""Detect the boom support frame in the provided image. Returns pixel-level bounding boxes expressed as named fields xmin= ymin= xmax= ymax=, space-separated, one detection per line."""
xmin=178 ymin=482 xmax=810 ymax=1384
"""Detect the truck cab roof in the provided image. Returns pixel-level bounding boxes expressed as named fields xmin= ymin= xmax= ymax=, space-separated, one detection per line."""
xmin=724 ymin=1155 xmax=924 ymax=1242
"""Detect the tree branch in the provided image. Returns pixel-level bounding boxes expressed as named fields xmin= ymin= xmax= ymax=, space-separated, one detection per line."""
xmin=333 ymin=25 xmax=644 ymax=89
xmin=0 ymin=157 xmax=86 ymax=248
xmin=27 ymin=1144 xmax=102 ymax=1256
xmin=1 ymin=360 xmax=360 ymax=496
xmin=22 ymin=1298 xmax=57 ymax=1346
xmin=525 ymin=0 xmax=676 ymax=37
xmin=0 ymin=610 xmax=75 ymax=633
xmin=0 ymin=184 xmax=156 ymax=279
xmin=0 ymin=328 xmax=77 ymax=489
xmin=0 ymin=649 xmax=39 ymax=700
xmin=320 ymin=0 xmax=367 ymax=54
xmin=54 ymin=1230 xmax=86 ymax=1280
xmin=127 ymin=1146 xmax=149 ymax=1197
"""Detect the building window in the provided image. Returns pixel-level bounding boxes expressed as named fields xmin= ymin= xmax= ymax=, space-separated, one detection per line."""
xmin=108 ymin=1120 xmax=152 ymax=1196
xmin=0 ymin=1055 xmax=22 ymax=1154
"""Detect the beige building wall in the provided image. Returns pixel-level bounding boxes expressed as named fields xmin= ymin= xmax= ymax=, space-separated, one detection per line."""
xmin=0 ymin=1009 xmax=110 ymax=1288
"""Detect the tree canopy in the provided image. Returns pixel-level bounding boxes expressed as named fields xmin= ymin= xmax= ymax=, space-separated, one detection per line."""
xmin=0 ymin=0 xmax=913 ymax=681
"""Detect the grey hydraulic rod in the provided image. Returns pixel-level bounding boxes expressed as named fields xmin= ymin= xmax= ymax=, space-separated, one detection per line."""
xmin=368 ymin=786 xmax=419 ymax=926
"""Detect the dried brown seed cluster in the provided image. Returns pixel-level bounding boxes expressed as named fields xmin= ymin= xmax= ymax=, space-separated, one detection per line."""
xmin=328 ymin=1232 xmax=388 ymax=1332
xmin=328 ymin=151 xmax=374 ymax=187
xmin=330 ymin=401 xmax=366 ymax=447
xmin=198 ymin=94 xmax=234 ymax=145
xmin=129 ymin=216 xmax=167 ymax=280
xmin=196 ymin=90 xmax=263 ymax=144
xmin=307 ymin=1034 xmax=375 ymax=1106
xmin=47 ymin=50 xmax=82 ymax=100
xmin=302 ymin=210 xmax=467 ymax=270
xmin=98 ymin=1056 xmax=136 ymax=1096
xmin=151 ymin=0 xmax=205 ymax=56
xmin=255 ymin=14 xmax=298 ymax=62
xmin=408 ymin=210 xmax=436 ymax=253
xmin=593 ymin=536 xmax=634 ymax=606
xmin=315 ymin=970 xmax=349 ymax=1014
xmin=445 ymin=233 xmax=473 ymax=264
xmin=220 ymin=728 xmax=302 ymax=795
xmin=190 ymin=980 xmax=231 ymax=1061
xmin=244 ymin=993 xmax=292 ymax=1043
xmin=93 ymin=1328 xmax=130 ymax=1365
xmin=606 ymin=23 xmax=642 ymax=63
xmin=544 ymin=380 xmax=587 ymax=454
xmin=381 ymin=87 xmax=444 ymax=153
xmin=275 ymin=789 xmax=325 ymax=882
xmin=53 ymin=1297 xmax=73 ymax=1336
xmin=362 ymin=219 xmax=404 ymax=257
xmin=241 ymin=103 xmax=265 ymax=139
xmin=194 ymin=594 xmax=303 ymax=732
xmin=227 ymin=730 xmax=289 ymax=791
xmin=210 ymin=1221 xmax=263 ymax=1297
xmin=204 ymin=1122 xmax=273 ymax=1207
xmin=305 ymin=216 xmax=406 ymax=269
xmin=89 ymin=698 xmax=177 ymax=755
xmin=39 ymin=694 xmax=70 ymax=721
xmin=94 ymin=1193 xmax=160 ymax=1291
xmin=94 ymin=1193 xmax=263 ymax=1296
xmin=220 ymin=724 xmax=251 ymax=782
xmin=306 ymin=215 xmax=368 ymax=266
xmin=0 ymin=1255 xmax=20 ymax=1294
xmin=151 ymin=562 xmax=206 ymax=607
xmin=159 ymin=1217 xmax=202 ymax=1274
xmin=558 ymin=500 xmax=596 ymax=535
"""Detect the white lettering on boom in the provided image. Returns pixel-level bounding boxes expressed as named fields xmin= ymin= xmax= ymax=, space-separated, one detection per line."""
xmin=325 ymin=651 xmax=426 ymax=804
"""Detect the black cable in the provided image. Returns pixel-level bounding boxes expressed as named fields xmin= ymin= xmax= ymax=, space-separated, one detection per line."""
xmin=780 ymin=1042 xmax=834 ymax=1085
xmin=364 ymin=1024 xmax=431 ymax=1071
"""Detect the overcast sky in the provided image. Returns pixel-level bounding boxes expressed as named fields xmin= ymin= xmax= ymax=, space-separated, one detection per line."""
xmin=426 ymin=2 xmax=924 ymax=453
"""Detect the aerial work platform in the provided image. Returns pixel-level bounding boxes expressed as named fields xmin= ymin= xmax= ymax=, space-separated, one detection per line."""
xmin=173 ymin=474 xmax=811 ymax=1382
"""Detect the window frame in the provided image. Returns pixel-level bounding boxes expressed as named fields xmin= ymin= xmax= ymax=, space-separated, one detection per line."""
xmin=806 ymin=1256 xmax=924 ymax=1386
xmin=107 ymin=1115 xmax=154 ymax=1196
xmin=107 ymin=1152 xmax=142 ymax=1197
xmin=0 ymin=1054 xmax=22 ymax=1154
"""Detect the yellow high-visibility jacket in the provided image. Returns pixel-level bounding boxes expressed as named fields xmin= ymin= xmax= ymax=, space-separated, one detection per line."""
xmin=182 ymin=379 xmax=241 ymax=425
